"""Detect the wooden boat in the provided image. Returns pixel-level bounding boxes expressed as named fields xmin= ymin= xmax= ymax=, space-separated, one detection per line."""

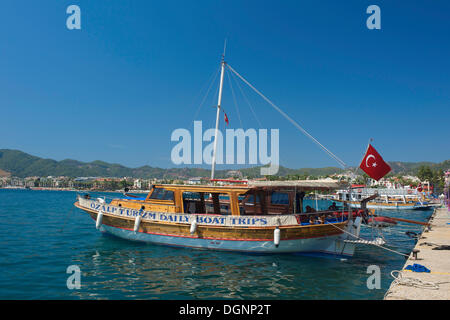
xmin=74 ymin=48 xmax=376 ymax=257
xmin=74 ymin=180 xmax=364 ymax=256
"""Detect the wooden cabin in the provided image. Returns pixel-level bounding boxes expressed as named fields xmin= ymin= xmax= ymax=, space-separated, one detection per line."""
xmin=107 ymin=180 xmax=346 ymax=217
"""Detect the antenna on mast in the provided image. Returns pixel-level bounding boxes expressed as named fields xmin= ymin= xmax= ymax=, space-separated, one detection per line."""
xmin=222 ymin=38 xmax=227 ymax=59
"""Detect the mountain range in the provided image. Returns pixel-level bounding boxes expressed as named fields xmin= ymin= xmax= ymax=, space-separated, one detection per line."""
xmin=0 ymin=149 xmax=448 ymax=179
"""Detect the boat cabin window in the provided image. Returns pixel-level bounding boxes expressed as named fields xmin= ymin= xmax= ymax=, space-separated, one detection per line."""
xmin=241 ymin=193 xmax=263 ymax=215
xmin=270 ymin=192 xmax=289 ymax=205
xmin=205 ymin=193 xmax=232 ymax=215
xmin=247 ymin=194 xmax=260 ymax=204
xmin=149 ymin=188 xmax=174 ymax=201
xmin=183 ymin=191 xmax=206 ymax=214
xmin=241 ymin=190 xmax=293 ymax=215
xmin=182 ymin=192 xmax=234 ymax=215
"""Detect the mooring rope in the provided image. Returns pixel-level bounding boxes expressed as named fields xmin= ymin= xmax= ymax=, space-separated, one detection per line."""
xmin=383 ymin=270 xmax=445 ymax=299
xmin=327 ymin=221 xmax=410 ymax=258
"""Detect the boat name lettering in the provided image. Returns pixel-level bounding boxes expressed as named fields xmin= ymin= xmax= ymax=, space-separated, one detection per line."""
xmin=196 ymin=216 xmax=226 ymax=224
xmin=159 ymin=213 xmax=190 ymax=223
xmin=88 ymin=201 xmax=269 ymax=226
xmin=231 ymin=217 xmax=267 ymax=225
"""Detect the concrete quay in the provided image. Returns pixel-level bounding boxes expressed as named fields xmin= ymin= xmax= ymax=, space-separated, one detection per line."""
xmin=385 ymin=206 xmax=450 ymax=300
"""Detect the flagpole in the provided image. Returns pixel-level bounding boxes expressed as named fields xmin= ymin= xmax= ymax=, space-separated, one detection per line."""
xmin=211 ymin=44 xmax=226 ymax=180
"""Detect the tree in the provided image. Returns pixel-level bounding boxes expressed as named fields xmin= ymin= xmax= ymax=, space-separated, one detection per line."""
xmin=417 ymin=165 xmax=445 ymax=194
xmin=432 ymin=169 xmax=444 ymax=193
xmin=417 ymin=165 xmax=433 ymax=182
xmin=354 ymin=173 xmax=370 ymax=185
xmin=119 ymin=179 xmax=132 ymax=190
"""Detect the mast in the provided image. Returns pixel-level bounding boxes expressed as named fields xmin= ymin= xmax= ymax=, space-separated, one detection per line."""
xmin=211 ymin=43 xmax=226 ymax=180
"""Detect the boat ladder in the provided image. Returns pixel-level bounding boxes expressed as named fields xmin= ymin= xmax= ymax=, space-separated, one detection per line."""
xmin=343 ymin=237 xmax=385 ymax=246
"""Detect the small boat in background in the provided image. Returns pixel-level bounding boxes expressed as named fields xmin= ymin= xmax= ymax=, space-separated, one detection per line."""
xmin=332 ymin=187 xmax=436 ymax=210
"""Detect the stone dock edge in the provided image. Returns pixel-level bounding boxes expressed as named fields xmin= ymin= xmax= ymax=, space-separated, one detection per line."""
xmin=384 ymin=206 xmax=450 ymax=300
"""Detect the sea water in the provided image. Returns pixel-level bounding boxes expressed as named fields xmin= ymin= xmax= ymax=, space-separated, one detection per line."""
xmin=0 ymin=189 xmax=433 ymax=300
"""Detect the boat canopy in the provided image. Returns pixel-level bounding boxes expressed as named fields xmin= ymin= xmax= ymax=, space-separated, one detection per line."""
xmin=152 ymin=179 xmax=346 ymax=194
xmin=107 ymin=181 xmax=347 ymax=216
xmin=248 ymin=180 xmax=347 ymax=191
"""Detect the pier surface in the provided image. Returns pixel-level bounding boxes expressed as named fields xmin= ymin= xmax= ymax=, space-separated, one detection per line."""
xmin=385 ymin=206 xmax=450 ymax=300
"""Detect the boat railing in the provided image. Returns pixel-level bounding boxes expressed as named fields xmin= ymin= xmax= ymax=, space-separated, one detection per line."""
xmin=340 ymin=188 xmax=420 ymax=198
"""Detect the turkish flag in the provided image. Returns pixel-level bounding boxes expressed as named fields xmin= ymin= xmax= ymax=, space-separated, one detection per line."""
xmin=224 ymin=111 xmax=229 ymax=126
xmin=359 ymin=144 xmax=391 ymax=181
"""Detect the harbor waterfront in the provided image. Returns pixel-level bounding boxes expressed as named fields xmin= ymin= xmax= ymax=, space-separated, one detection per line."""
xmin=384 ymin=206 xmax=450 ymax=300
xmin=0 ymin=188 xmax=435 ymax=300
xmin=1 ymin=1 xmax=449 ymax=306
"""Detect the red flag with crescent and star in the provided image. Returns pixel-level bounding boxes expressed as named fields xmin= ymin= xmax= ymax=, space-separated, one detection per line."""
xmin=223 ymin=111 xmax=229 ymax=126
xmin=359 ymin=144 xmax=391 ymax=181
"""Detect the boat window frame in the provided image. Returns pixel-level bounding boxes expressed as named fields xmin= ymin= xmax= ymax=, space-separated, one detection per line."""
xmin=205 ymin=192 xmax=234 ymax=215
xmin=146 ymin=187 xmax=175 ymax=204
xmin=246 ymin=194 xmax=260 ymax=204
xmin=182 ymin=191 xmax=207 ymax=214
xmin=270 ymin=191 xmax=290 ymax=205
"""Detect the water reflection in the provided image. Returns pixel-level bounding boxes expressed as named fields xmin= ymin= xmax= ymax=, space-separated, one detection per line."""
xmin=66 ymin=235 xmax=377 ymax=300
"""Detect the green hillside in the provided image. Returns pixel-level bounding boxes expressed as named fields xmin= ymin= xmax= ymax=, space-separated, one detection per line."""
xmin=0 ymin=149 xmax=448 ymax=179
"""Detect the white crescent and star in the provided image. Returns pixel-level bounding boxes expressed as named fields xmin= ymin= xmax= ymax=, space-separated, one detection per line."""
xmin=365 ymin=154 xmax=377 ymax=168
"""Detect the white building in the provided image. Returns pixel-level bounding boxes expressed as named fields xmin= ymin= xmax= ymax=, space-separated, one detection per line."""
xmin=187 ymin=177 xmax=202 ymax=185
xmin=133 ymin=179 xmax=142 ymax=189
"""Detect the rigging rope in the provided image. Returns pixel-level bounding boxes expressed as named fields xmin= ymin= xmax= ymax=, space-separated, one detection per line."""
xmin=229 ymin=67 xmax=264 ymax=128
xmin=189 ymin=66 xmax=221 ymax=129
xmin=226 ymin=68 xmax=244 ymax=128
xmin=227 ymin=64 xmax=347 ymax=169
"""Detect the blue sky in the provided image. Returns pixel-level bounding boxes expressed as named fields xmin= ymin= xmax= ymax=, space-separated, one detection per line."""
xmin=1 ymin=1 xmax=449 ymax=169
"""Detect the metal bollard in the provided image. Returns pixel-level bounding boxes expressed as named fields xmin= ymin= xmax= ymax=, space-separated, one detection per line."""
xmin=412 ymin=249 xmax=420 ymax=260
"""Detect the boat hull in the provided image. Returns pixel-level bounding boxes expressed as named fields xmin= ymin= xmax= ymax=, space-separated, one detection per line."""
xmin=337 ymin=200 xmax=432 ymax=210
xmin=98 ymin=223 xmax=353 ymax=255
xmin=75 ymin=200 xmax=360 ymax=256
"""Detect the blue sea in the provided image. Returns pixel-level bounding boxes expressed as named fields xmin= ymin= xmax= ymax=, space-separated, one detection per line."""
xmin=0 ymin=189 xmax=433 ymax=300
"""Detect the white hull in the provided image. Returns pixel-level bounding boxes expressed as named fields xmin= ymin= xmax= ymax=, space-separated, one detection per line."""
xmin=99 ymin=223 xmax=359 ymax=257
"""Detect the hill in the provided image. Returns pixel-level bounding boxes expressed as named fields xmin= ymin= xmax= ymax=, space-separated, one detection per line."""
xmin=0 ymin=168 xmax=11 ymax=177
xmin=0 ymin=149 xmax=448 ymax=179
xmin=0 ymin=149 xmax=225 ymax=179
xmin=385 ymin=160 xmax=450 ymax=177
